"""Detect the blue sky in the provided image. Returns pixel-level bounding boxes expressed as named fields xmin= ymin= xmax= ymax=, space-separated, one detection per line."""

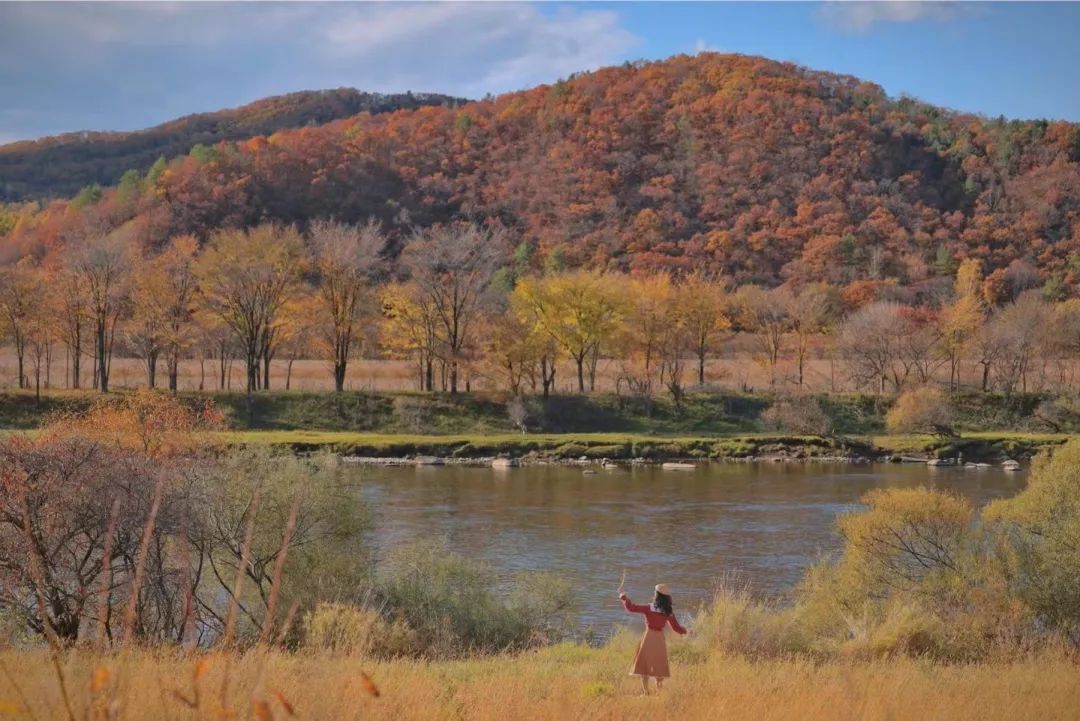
xmin=2 ymin=2 xmax=1079 ymax=144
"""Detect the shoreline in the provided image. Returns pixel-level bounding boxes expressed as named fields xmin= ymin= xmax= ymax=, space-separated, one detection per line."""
xmin=219 ymin=430 xmax=1069 ymax=466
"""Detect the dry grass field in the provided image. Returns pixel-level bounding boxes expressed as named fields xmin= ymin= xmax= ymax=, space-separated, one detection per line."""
xmin=2 ymin=640 xmax=1078 ymax=721
xmin=4 ymin=347 xmax=1080 ymax=395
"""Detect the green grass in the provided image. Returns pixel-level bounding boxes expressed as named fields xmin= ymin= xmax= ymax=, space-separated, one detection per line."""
xmin=215 ymin=429 xmax=875 ymax=460
xmin=871 ymin=431 xmax=1072 ymax=461
xmin=2 ymin=389 xmax=1074 ymax=461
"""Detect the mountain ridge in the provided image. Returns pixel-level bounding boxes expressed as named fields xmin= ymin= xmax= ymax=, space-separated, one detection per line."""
xmin=3 ymin=52 xmax=1080 ymax=296
xmin=0 ymin=87 xmax=467 ymax=201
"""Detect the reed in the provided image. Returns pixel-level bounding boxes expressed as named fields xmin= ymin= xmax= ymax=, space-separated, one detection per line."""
xmin=0 ymin=645 xmax=1077 ymax=721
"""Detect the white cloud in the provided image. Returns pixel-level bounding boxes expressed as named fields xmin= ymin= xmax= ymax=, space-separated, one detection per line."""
xmin=314 ymin=3 xmax=639 ymax=96
xmin=694 ymin=39 xmax=722 ymax=54
xmin=818 ymin=1 xmax=959 ymax=34
xmin=0 ymin=2 xmax=640 ymax=139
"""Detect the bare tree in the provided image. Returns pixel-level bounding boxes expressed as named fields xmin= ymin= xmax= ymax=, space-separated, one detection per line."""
xmin=785 ymin=283 xmax=833 ymax=389
xmin=734 ymin=285 xmax=790 ymax=387
xmin=838 ymin=301 xmax=906 ymax=393
xmin=400 ymin=223 xmax=508 ymax=394
xmin=197 ymin=225 xmax=308 ymax=394
xmin=988 ymin=293 xmax=1051 ymax=394
xmin=72 ymin=231 xmax=135 ymax=393
xmin=310 ymin=220 xmax=385 ymax=392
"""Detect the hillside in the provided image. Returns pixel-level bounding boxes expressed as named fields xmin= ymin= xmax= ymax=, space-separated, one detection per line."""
xmin=0 ymin=88 xmax=465 ymax=201
xmin=3 ymin=53 xmax=1080 ymax=292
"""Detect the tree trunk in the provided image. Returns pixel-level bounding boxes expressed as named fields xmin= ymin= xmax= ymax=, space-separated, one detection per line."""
xmin=246 ymin=351 xmax=257 ymax=394
xmin=334 ymin=361 xmax=346 ymax=393
xmin=71 ymin=329 xmax=81 ymax=389
xmin=697 ymin=343 xmax=706 ymax=386
xmin=97 ymin=320 xmax=109 ymax=393
xmin=576 ymin=355 xmax=585 ymax=393
xmin=147 ymin=352 xmax=158 ymax=389
xmin=168 ymin=352 xmax=179 ymax=393
xmin=262 ymin=351 xmax=271 ymax=391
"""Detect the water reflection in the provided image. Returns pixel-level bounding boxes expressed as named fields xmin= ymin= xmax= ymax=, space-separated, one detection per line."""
xmin=354 ymin=462 xmax=1026 ymax=629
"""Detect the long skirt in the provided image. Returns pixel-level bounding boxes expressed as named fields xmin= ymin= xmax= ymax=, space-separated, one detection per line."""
xmin=629 ymin=628 xmax=670 ymax=678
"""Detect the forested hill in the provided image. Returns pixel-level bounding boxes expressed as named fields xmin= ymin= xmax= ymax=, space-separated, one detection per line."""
xmin=0 ymin=88 xmax=465 ymax=201
xmin=4 ymin=53 xmax=1080 ymax=296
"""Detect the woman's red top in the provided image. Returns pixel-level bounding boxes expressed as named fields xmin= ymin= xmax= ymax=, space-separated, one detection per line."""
xmin=619 ymin=593 xmax=688 ymax=634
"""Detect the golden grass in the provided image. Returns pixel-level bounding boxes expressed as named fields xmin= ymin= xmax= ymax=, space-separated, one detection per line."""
xmin=7 ymin=344 xmax=1078 ymax=395
xmin=1 ymin=640 xmax=1078 ymax=721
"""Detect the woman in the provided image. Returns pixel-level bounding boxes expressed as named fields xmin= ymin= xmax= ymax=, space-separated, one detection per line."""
xmin=619 ymin=583 xmax=687 ymax=693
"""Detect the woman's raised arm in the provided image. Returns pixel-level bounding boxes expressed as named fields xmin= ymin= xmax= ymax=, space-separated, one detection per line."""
xmin=667 ymin=614 xmax=688 ymax=635
xmin=619 ymin=593 xmax=649 ymax=614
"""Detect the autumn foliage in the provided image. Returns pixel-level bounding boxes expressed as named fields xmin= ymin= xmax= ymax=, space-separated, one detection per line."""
xmin=2 ymin=54 xmax=1080 ymax=397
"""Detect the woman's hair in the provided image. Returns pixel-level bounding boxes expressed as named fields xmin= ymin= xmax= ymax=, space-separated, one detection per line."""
xmin=652 ymin=591 xmax=674 ymax=616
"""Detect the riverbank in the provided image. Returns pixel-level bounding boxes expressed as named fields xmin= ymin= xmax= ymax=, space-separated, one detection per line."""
xmin=219 ymin=429 xmax=1069 ymax=463
xmin=3 ymin=644 xmax=1077 ymax=721
xmin=1 ymin=389 xmax=1071 ymax=463
xmin=0 ymin=388 xmax=1068 ymax=435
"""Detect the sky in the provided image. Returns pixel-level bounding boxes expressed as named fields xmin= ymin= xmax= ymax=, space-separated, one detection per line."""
xmin=2 ymin=1 xmax=1080 ymax=144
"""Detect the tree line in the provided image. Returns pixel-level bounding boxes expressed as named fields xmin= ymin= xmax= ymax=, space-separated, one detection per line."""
xmin=2 ymin=220 xmax=1080 ymax=401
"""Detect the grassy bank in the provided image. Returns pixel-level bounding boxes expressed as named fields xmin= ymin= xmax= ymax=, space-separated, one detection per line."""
xmin=2 ymin=389 xmax=1072 ymax=461
xmin=0 ymin=388 xmax=1069 ymax=434
xmin=3 ymin=644 xmax=1078 ymax=721
xmin=219 ymin=429 xmax=1070 ymax=462
xmin=220 ymin=430 xmax=875 ymax=460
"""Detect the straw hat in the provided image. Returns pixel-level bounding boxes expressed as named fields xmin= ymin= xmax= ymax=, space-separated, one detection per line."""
xmin=654 ymin=583 xmax=671 ymax=596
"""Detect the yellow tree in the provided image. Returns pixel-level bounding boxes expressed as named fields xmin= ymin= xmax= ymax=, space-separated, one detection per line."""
xmin=23 ymin=268 xmax=56 ymax=399
xmin=941 ymin=258 xmax=986 ymax=389
xmin=129 ymin=236 xmax=200 ymax=391
xmin=485 ymin=307 xmax=559 ymax=397
xmin=0 ymin=258 xmax=44 ymax=389
xmin=677 ymin=272 xmax=731 ymax=387
xmin=53 ymin=267 xmax=93 ymax=389
xmin=380 ymin=280 xmax=439 ymax=391
xmin=513 ymin=270 xmax=625 ymax=393
xmin=310 ymin=220 xmax=385 ymax=392
xmin=620 ymin=274 xmax=676 ymax=396
xmin=128 ymin=254 xmax=167 ymax=389
xmin=278 ymin=293 xmax=322 ymax=391
xmin=197 ymin=224 xmax=307 ymax=393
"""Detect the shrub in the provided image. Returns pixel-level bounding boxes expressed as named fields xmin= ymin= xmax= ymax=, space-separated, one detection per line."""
xmin=303 ymin=602 xmax=417 ymax=658
xmin=392 ymin=395 xmax=434 ymax=433
xmin=885 ymin=387 xmax=956 ymax=435
xmin=761 ymin=394 xmax=832 ymax=435
xmin=984 ymin=440 xmax=1080 ymax=635
xmin=507 ymin=396 xmax=530 ymax=433
xmin=375 ymin=540 xmax=575 ymax=656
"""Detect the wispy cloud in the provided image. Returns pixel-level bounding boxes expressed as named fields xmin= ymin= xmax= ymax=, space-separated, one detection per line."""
xmin=0 ymin=2 xmax=639 ymax=140
xmin=818 ymin=1 xmax=960 ymax=34
xmin=315 ymin=3 xmax=637 ymax=97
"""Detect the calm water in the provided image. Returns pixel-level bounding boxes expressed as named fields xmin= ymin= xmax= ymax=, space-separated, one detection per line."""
xmin=353 ymin=462 xmax=1027 ymax=630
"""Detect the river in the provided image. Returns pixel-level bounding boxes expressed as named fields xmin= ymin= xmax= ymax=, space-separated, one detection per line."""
xmin=354 ymin=461 xmax=1027 ymax=630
